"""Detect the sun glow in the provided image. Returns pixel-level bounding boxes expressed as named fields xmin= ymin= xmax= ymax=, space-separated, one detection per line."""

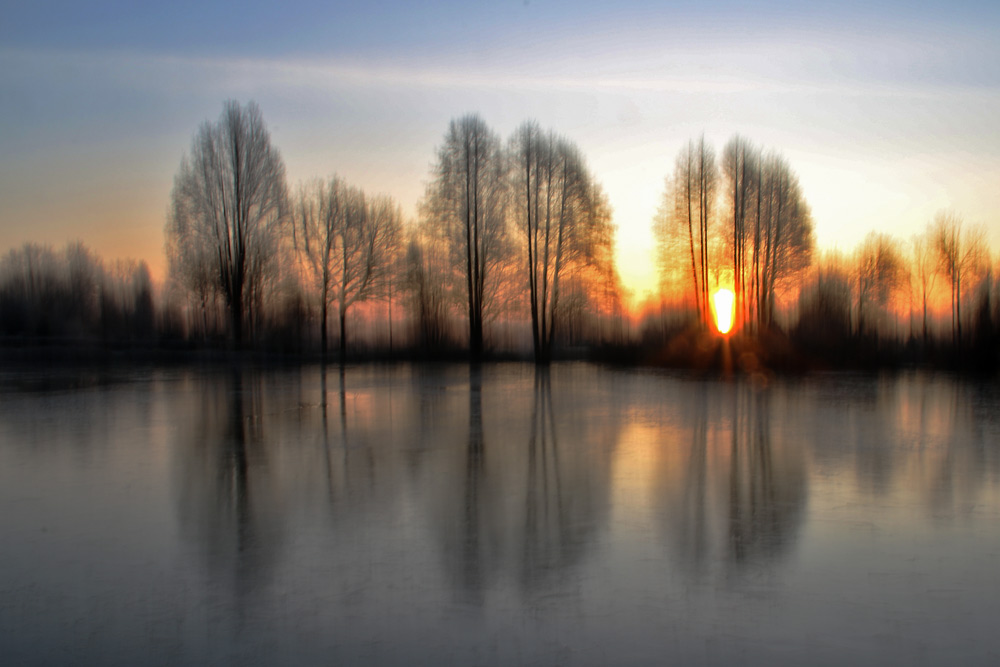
xmin=713 ymin=288 xmax=735 ymax=335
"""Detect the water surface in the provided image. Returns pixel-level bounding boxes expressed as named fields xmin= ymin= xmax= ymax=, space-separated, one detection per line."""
xmin=1 ymin=364 xmax=999 ymax=665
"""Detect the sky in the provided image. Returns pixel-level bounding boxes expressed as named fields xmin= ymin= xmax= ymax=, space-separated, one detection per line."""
xmin=2 ymin=1 xmax=999 ymax=305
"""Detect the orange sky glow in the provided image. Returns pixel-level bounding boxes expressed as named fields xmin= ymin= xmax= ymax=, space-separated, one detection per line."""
xmin=2 ymin=3 xmax=999 ymax=316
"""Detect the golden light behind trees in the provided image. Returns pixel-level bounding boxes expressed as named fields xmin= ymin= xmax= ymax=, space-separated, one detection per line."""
xmin=653 ymin=135 xmax=815 ymax=333
xmin=16 ymin=98 xmax=981 ymax=364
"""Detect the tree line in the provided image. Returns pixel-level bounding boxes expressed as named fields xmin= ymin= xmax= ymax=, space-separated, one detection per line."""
xmin=790 ymin=212 xmax=996 ymax=364
xmin=650 ymin=133 xmax=998 ymax=368
xmin=2 ymin=100 xmax=997 ymax=370
xmin=0 ymin=241 xmax=155 ymax=343
xmin=162 ymin=101 xmax=621 ymax=363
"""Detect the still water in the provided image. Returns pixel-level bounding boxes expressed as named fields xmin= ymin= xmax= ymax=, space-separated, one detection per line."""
xmin=1 ymin=363 xmax=999 ymax=665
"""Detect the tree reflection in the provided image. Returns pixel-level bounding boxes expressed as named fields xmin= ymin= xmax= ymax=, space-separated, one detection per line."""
xmin=316 ymin=363 xmax=381 ymax=510
xmin=810 ymin=375 xmax=1000 ymax=514
xmin=671 ymin=384 xmax=710 ymax=567
xmin=174 ymin=369 xmax=281 ymax=601
xmin=519 ymin=368 xmax=596 ymax=589
xmin=524 ymin=370 xmax=561 ymax=580
xmin=458 ymin=364 xmax=487 ymax=597
xmin=436 ymin=365 xmax=615 ymax=602
xmin=319 ymin=361 xmax=335 ymax=503
xmin=727 ymin=386 xmax=804 ymax=564
xmin=917 ymin=377 xmax=1000 ymax=518
xmin=663 ymin=382 xmax=806 ymax=573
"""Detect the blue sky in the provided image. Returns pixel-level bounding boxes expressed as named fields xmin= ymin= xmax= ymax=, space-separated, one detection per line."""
xmin=2 ymin=1 xmax=999 ymax=300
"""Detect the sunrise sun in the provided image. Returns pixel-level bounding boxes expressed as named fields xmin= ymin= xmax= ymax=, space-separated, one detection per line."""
xmin=713 ymin=288 xmax=735 ymax=335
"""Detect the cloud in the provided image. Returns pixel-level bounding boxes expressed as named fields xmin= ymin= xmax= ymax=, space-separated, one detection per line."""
xmin=4 ymin=44 xmax=997 ymax=120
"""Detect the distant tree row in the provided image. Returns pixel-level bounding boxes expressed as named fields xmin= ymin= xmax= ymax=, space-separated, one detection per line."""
xmin=0 ymin=242 xmax=154 ymax=342
xmin=163 ymin=101 xmax=622 ymax=363
xmin=650 ymin=133 xmax=999 ymax=354
xmin=5 ymin=100 xmax=996 ymax=371
xmin=794 ymin=212 xmax=996 ymax=355
xmin=646 ymin=133 xmax=1000 ymax=369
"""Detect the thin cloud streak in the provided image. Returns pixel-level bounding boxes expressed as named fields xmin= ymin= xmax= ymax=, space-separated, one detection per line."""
xmin=6 ymin=46 xmax=1000 ymax=102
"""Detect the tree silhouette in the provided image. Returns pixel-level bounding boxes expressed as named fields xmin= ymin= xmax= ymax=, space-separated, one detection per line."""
xmin=0 ymin=241 xmax=154 ymax=343
xmin=794 ymin=252 xmax=853 ymax=358
xmin=166 ymin=100 xmax=289 ymax=347
xmin=855 ymin=231 xmax=903 ymax=338
xmin=404 ymin=236 xmax=451 ymax=352
xmin=910 ymin=233 xmax=938 ymax=342
xmin=754 ymin=153 xmax=814 ymax=327
xmin=931 ymin=212 xmax=988 ymax=347
xmin=654 ymin=138 xmax=717 ymax=323
xmin=510 ymin=122 xmax=616 ymax=363
xmin=294 ymin=177 xmax=401 ymax=358
xmin=422 ymin=114 xmax=510 ymax=360
xmin=655 ymin=136 xmax=812 ymax=332
xmin=722 ymin=136 xmax=759 ymax=330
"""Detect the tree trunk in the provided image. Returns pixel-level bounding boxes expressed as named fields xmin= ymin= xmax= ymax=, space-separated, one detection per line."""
xmin=231 ymin=296 xmax=243 ymax=349
xmin=320 ymin=300 xmax=328 ymax=357
xmin=339 ymin=305 xmax=347 ymax=362
xmin=922 ymin=294 xmax=928 ymax=342
xmin=956 ymin=275 xmax=962 ymax=346
xmin=686 ymin=157 xmax=700 ymax=322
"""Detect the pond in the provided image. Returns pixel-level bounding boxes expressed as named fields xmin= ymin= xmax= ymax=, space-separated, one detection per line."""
xmin=1 ymin=363 xmax=999 ymax=665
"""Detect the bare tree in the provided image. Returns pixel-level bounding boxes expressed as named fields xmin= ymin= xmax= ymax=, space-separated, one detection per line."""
xmin=164 ymin=212 xmax=219 ymax=340
xmin=722 ymin=136 xmax=759 ymax=331
xmin=695 ymin=136 xmax=717 ymax=325
xmin=753 ymin=153 xmax=814 ymax=328
xmin=654 ymin=137 xmax=717 ymax=324
xmin=796 ymin=251 xmax=852 ymax=343
xmin=422 ymin=113 xmax=510 ymax=359
xmin=63 ymin=241 xmax=102 ymax=335
xmin=580 ymin=184 xmax=624 ymax=342
xmin=931 ymin=212 xmax=964 ymax=345
xmin=909 ymin=234 xmax=938 ymax=341
xmin=652 ymin=176 xmax=693 ymax=315
xmin=98 ymin=258 xmax=155 ymax=341
xmin=166 ymin=100 xmax=289 ymax=347
xmin=0 ymin=244 xmax=68 ymax=336
xmin=404 ymin=234 xmax=450 ymax=351
xmin=0 ymin=241 xmax=158 ymax=343
xmin=293 ymin=177 xmax=339 ymax=354
xmin=656 ymin=136 xmax=811 ymax=332
xmin=680 ymin=142 xmax=702 ymax=320
xmin=855 ymin=232 xmax=903 ymax=337
xmin=336 ymin=192 xmax=402 ymax=356
xmin=930 ymin=212 xmax=987 ymax=346
xmin=294 ymin=177 xmax=401 ymax=357
xmin=962 ymin=224 xmax=990 ymax=347
xmin=510 ymin=122 xmax=616 ymax=363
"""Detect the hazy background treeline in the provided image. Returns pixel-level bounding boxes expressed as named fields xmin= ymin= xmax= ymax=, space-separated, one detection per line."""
xmin=0 ymin=241 xmax=156 ymax=345
xmin=645 ymin=133 xmax=1000 ymax=370
xmin=2 ymin=100 xmax=998 ymax=370
xmin=5 ymin=100 xmax=627 ymax=362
